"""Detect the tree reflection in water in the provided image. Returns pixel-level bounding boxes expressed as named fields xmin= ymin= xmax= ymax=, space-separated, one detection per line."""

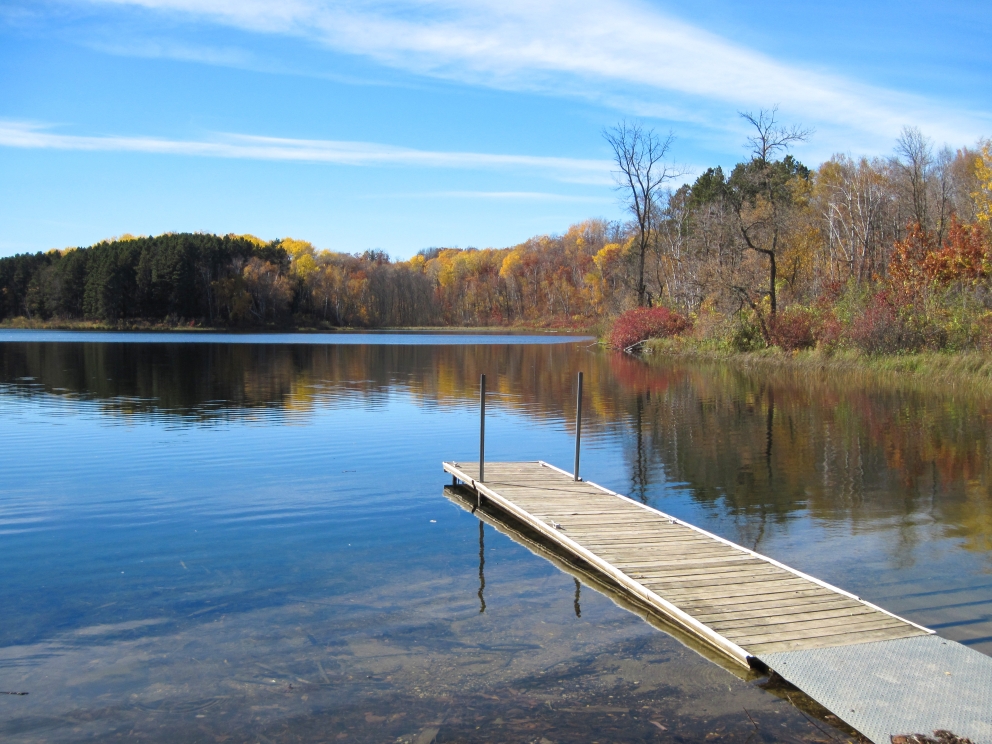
xmin=2 ymin=337 xmax=990 ymax=647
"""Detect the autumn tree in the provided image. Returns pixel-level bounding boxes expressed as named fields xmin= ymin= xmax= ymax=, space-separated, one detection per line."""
xmin=814 ymin=155 xmax=891 ymax=284
xmin=975 ymin=141 xmax=992 ymax=226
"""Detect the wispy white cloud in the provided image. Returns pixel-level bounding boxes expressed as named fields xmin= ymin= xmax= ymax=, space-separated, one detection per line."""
xmin=0 ymin=120 xmax=612 ymax=183
xmin=409 ymin=190 xmax=611 ymax=203
xmin=84 ymin=38 xmax=254 ymax=67
xmin=77 ymin=0 xmax=990 ymax=149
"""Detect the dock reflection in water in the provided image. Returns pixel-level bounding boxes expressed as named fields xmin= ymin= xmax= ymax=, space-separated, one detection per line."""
xmin=0 ymin=333 xmax=989 ymax=742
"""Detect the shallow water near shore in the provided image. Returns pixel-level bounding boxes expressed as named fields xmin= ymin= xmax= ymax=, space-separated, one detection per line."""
xmin=1 ymin=332 xmax=989 ymax=742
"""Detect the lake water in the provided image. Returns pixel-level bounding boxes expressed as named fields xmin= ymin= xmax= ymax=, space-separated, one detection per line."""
xmin=1 ymin=331 xmax=990 ymax=743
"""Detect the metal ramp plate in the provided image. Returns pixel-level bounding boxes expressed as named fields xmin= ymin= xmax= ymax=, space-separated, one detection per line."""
xmin=759 ymin=635 xmax=992 ymax=744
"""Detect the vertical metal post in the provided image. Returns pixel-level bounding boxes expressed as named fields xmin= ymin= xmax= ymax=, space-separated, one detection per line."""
xmin=574 ymin=371 xmax=583 ymax=481
xmin=479 ymin=373 xmax=486 ymax=483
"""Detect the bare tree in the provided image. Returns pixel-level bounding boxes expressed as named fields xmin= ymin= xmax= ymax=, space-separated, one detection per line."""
xmin=933 ymin=146 xmax=954 ymax=245
xmin=742 ymin=108 xmax=811 ymax=165
xmin=729 ymin=108 xmax=811 ymax=317
xmin=894 ymin=126 xmax=934 ymax=231
xmin=655 ymin=187 xmax=694 ymax=311
xmin=604 ymin=122 xmax=686 ymax=306
xmin=818 ymin=155 xmax=890 ymax=283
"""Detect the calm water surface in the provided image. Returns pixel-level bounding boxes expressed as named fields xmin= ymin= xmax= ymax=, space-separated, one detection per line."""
xmin=1 ymin=332 xmax=990 ymax=743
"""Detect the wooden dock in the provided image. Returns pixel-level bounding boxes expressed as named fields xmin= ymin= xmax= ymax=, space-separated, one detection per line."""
xmin=443 ymin=460 xmax=930 ymax=667
xmin=441 ymin=459 xmax=992 ymax=742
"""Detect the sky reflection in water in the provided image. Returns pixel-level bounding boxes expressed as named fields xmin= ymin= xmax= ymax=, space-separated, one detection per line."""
xmin=0 ymin=334 xmax=989 ymax=742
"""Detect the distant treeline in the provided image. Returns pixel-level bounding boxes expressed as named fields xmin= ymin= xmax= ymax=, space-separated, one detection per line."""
xmin=2 ymin=126 xmax=992 ymax=350
xmin=0 ymin=233 xmax=449 ymax=327
xmin=0 ymin=233 xmax=292 ymax=325
xmin=0 ymin=226 xmax=614 ymax=327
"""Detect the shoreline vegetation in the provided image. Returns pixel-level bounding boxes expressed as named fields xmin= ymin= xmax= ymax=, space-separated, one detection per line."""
xmin=2 ymin=119 xmax=991 ymax=391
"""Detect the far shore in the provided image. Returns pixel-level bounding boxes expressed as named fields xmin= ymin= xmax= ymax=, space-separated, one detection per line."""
xmin=0 ymin=317 xmax=600 ymax=335
xmin=7 ymin=316 xmax=992 ymax=394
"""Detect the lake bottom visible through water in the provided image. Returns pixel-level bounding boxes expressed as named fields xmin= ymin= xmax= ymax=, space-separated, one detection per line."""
xmin=0 ymin=500 xmax=829 ymax=744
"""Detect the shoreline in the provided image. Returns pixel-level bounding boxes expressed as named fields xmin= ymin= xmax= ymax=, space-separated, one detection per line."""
xmin=8 ymin=316 xmax=992 ymax=394
xmin=0 ymin=317 xmax=599 ymax=335
xmin=640 ymin=337 xmax=992 ymax=395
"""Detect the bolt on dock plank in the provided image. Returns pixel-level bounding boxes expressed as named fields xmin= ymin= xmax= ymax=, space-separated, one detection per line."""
xmin=443 ymin=460 xmax=992 ymax=743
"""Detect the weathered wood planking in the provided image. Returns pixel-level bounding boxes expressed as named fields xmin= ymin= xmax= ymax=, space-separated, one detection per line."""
xmin=443 ymin=460 xmax=930 ymax=667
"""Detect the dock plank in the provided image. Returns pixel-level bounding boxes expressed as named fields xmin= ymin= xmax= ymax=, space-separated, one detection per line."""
xmin=721 ymin=615 xmax=910 ymax=644
xmin=672 ymin=589 xmax=846 ymax=612
xmin=744 ymin=625 xmax=926 ymax=655
xmin=692 ymin=599 xmax=868 ymax=624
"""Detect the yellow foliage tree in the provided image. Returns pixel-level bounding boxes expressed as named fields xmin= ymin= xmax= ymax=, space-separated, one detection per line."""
xmin=407 ymin=254 xmax=426 ymax=273
xmin=282 ymin=238 xmax=318 ymax=282
xmin=975 ymin=142 xmax=992 ymax=226
xmin=228 ymin=233 xmax=268 ymax=247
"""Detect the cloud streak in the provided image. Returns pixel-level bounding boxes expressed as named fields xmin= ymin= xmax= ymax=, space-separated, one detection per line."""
xmin=0 ymin=121 xmax=612 ymax=182
xmin=80 ymin=0 xmax=990 ymax=148
xmin=409 ymin=190 xmax=612 ymax=203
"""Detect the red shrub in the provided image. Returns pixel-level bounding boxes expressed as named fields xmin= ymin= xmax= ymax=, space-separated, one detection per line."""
xmin=816 ymin=312 xmax=843 ymax=349
xmin=607 ymin=306 xmax=691 ymax=350
xmin=769 ymin=307 xmax=816 ymax=351
xmin=845 ymin=292 xmax=924 ymax=354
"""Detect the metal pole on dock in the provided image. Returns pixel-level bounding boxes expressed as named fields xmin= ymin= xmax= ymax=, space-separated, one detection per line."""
xmin=479 ymin=373 xmax=486 ymax=482
xmin=574 ymin=371 xmax=583 ymax=481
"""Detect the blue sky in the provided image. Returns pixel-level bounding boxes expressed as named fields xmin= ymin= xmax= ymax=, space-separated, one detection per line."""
xmin=1 ymin=0 xmax=989 ymax=259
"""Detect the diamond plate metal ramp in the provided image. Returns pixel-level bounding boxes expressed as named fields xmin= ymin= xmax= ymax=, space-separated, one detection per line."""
xmin=759 ymin=635 xmax=992 ymax=744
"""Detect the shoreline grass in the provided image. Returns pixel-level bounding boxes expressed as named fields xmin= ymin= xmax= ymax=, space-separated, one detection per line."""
xmin=639 ymin=337 xmax=992 ymax=395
